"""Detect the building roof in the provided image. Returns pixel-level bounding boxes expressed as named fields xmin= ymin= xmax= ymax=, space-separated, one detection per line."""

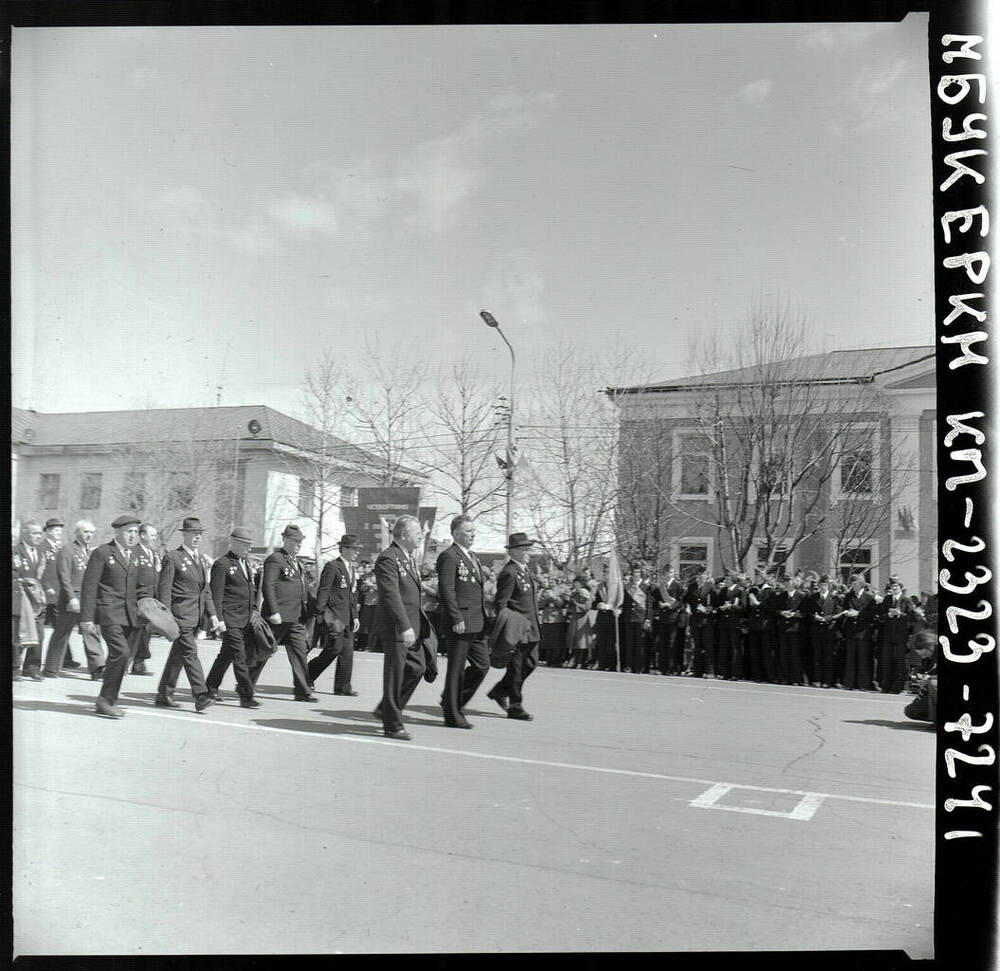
xmin=10 ymin=404 xmax=423 ymax=478
xmin=608 ymin=345 xmax=935 ymax=395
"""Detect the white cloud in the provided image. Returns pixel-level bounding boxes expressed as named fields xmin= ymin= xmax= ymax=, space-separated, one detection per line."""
xmin=736 ymin=79 xmax=772 ymax=106
xmin=264 ymin=192 xmax=339 ymax=235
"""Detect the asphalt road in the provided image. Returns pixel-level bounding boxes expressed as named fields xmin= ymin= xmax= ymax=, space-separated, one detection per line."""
xmin=13 ymin=637 xmax=934 ymax=957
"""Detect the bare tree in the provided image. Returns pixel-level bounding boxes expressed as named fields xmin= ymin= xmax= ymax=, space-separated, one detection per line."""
xmin=617 ymin=300 xmax=901 ymax=574
xmin=416 ymin=355 xmax=506 ymax=522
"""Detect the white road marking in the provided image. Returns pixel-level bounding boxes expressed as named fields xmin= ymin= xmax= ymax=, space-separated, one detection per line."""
xmin=13 ymin=691 xmax=934 ymax=812
xmin=689 ymin=784 xmax=825 ymax=820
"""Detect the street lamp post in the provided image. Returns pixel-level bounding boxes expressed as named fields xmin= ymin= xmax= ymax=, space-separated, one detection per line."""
xmin=480 ymin=310 xmax=515 ymax=541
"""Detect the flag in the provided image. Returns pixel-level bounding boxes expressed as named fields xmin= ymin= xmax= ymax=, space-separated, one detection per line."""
xmin=605 ymin=549 xmax=624 ymax=611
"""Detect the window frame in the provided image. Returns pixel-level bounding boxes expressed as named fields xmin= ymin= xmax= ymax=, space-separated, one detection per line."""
xmin=80 ymin=472 xmax=103 ymax=510
xmin=671 ymin=429 xmax=714 ymax=502
xmin=37 ymin=473 xmax=61 ymax=510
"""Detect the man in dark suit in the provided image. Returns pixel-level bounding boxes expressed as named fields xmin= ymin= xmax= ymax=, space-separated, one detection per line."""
xmin=877 ymin=580 xmax=916 ymax=694
xmin=649 ymin=564 xmax=685 ymax=675
xmin=486 ymin=532 xmax=540 ymax=721
xmin=619 ymin=563 xmax=650 ymax=673
xmin=130 ymin=522 xmax=160 ymax=676
xmin=154 ymin=517 xmax=219 ymax=712
xmin=803 ymin=574 xmax=842 ymax=688
xmin=436 ymin=515 xmax=489 ymax=729
xmin=205 ymin=526 xmax=261 ymax=708
xmin=261 ymin=523 xmax=316 ymax=702
xmin=840 ymin=573 xmax=878 ymax=690
xmin=43 ymin=519 xmax=102 ymax=677
xmin=13 ymin=520 xmax=47 ymax=681
xmin=80 ymin=515 xmax=143 ymax=718
xmin=39 ymin=518 xmax=80 ymax=669
xmin=308 ymin=534 xmax=362 ymax=697
xmin=373 ymin=515 xmax=433 ymax=739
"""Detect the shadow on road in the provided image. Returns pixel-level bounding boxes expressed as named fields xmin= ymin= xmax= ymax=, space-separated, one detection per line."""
xmin=14 ymin=698 xmax=97 ymax=717
xmin=251 ymin=717 xmax=387 ymax=737
xmin=843 ymin=718 xmax=934 ymax=731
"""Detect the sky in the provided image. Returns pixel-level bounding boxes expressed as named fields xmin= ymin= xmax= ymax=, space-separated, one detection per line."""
xmin=11 ymin=17 xmax=935 ymax=422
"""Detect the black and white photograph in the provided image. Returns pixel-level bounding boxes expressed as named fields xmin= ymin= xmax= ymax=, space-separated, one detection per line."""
xmin=7 ymin=3 xmax=995 ymax=964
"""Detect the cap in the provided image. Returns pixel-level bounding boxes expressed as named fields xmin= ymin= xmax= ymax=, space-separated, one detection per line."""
xmin=111 ymin=515 xmax=141 ymax=529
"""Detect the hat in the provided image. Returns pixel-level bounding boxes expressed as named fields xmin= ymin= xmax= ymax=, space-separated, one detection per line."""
xmin=818 ymin=574 xmax=831 ymax=583
xmin=230 ymin=527 xmax=253 ymax=543
xmin=849 ymin=573 xmax=866 ymax=584
xmin=137 ymin=597 xmax=180 ymax=641
xmin=338 ymin=534 xmax=362 ymax=548
xmin=43 ymin=518 xmax=64 ymax=531
xmin=111 ymin=515 xmax=141 ymax=530
xmin=180 ymin=517 xmax=205 ymax=533
xmin=282 ymin=523 xmax=305 ymax=540
xmin=505 ymin=532 xmax=535 ymax=549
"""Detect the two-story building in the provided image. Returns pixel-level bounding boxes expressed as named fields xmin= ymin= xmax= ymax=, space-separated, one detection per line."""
xmin=608 ymin=346 xmax=936 ymax=596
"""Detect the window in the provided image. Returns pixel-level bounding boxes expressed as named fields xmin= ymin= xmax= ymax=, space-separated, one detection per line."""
xmin=168 ymin=471 xmax=195 ymax=510
xmin=37 ymin=473 xmax=60 ymax=509
xmin=299 ymin=477 xmax=315 ymax=518
xmin=80 ymin=473 xmax=103 ymax=510
xmin=674 ymin=538 xmax=714 ymax=582
xmin=837 ymin=426 xmax=876 ymax=498
xmin=673 ymin=431 xmax=712 ymax=499
xmin=754 ymin=541 xmax=793 ymax=579
xmin=837 ymin=544 xmax=875 ymax=585
xmin=123 ymin=472 xmax=146 ymax=513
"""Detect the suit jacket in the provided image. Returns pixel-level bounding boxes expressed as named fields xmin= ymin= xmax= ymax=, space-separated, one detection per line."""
xmin=80 ymin=540 xmax=140 ymax=627
xmin=488 ymin=607 xmax=535 ymax=667
xmin=133 ymin=543 xmax=161 ymax=600
xmin=210 ymin=550 xmax=259 ymax=630
xmin=494 ymin=559 xmax=540 ymax=642
xmin=13 ymin=542 xmax=44 ymax=617
xmin=840 ymin=589 xmax=877 ymax=637
xmin=435 ymin=543 xmax=486 ymax=636
xmin=804 ymin=590 xmax=841 ymax=631
xmin=877 ymin=594 xmax=916 ymax=644
xmin=41 ymin=539 xmax=61 ymax=605
xmin=261 ymin=548 xmax=308 ymax=624
xmin=55 ymin=539 xmax=92 ymax=606
xmin=157 ymin=546 xmax=216 ymax=629
xmin=314 ymin=556 xmax=358 ymax=634
xmin=621 ymin=581 xmax=649 ymax=625
xmin=373 ymin=542 xmax=431 ymax=641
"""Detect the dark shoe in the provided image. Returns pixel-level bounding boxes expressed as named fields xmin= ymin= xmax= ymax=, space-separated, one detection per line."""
xmin=383 ymin=726 xmax=411 ymax=740
xmin=195 ymin=694 xmax=216 ymax=713
xmin=26 ymin=672 xmax=45 ymax=682
xmin=507 ymin=708 xmax=533 ymax=721
xmin=91 ymin=667 xmax=105 ymax=681
xmin=131 ymin=664 xmax=154 ymax=676
xmin=334 ymin=688 xmax=359 ymax=696
xmin=154 ymin=696 xmax=181 ymax=708
xmin=205 ymin=688 xmax=221 ymax=701
xmin=239 ymin=697 xmax=262 ymax=709
xmin=444 ymin=718 xmax=473 ymax=729
xmin=95 ymin=698 xmax=123 ymax=719
xmin=486 ymin=687 xmax=510 ymax=712
xmin=12 ymin=674 xmax=23 ymax=682
xmin=42 ymin=670 xmax=61 ymax=678
xmin=294 ymin=694 xmax=319 ymax=703
xmin=63 ymin=660 xmax=82 ymax=669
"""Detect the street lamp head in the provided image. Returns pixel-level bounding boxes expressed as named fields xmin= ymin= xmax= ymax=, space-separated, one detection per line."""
xmin=480 ymin=310 xmax=499 ymax=328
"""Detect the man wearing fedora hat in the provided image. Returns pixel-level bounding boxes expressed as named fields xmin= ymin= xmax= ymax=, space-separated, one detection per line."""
xmin=204 ymin=527 xmax=262 ymax=708
xmin=261 ymin=523 xmax=316 ymax=702
xmin=39 ymin=517 xmax=80 ymax=668
xmin=486 ymin=532 xmax=541 ymax=721
xmin=307 ymin=534 xmax=362 ymax=696
xmin=80 ymin=515 xmax=143 ymax=717
xmin=154 ymin=516 xmax=219 ymax=712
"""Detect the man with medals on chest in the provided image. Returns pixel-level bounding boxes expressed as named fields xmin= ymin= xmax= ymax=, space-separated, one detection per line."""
xmin=80 ymin=515 xmax=143 ymax=717
xmin=261 ymin=523 xmax=317 ymax=702
xmin=373 ymin=515 xmax=435 ymax=739
xmin=130 ymin=522 xmax=161 ymax=676
xmin=13 ymin=520 xmax=47 ymax=681
xmin=43 ymin=519 xmax=100 ymax=678
xmin=308 ymin=533 xmax=362 ymax=697
xmin=486 ymin=532 xmax=541 ymax=721
xmin=154 ymin=517 xmax=220 ymax=712
xmin=436 ymin=514 xmax=489 ymax=729
xmin=205 ymin=527 xmax=262 ymax=708
xmin=39 ymin=518 xmax=78 ymax=668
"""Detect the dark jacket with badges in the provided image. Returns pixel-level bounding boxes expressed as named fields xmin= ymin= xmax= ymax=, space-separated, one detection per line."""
xmin=210 ymin=550 xmax=259 ymax=630
xmin=373 ymin=542 xmax=430 ymax=641
xmin=493 ymin=559 xmax=540 ymax=643
xmin=55 ymin=539 xmax=92 ymax=606
xmin=314 ymin=557 xmax=358 ymax=635
xmin=133 ymin=543 xmax=161 ymax=601
xmin=41 ymin=539 xmax=61 ymax=605
xmin=80 ymin=541 xmax=140 ymax=627
xmin=435 ymin=543 xmax=486 ymax=636
xmin=261 ymin=548 xmax=308 ymax=624
xmin=157 ymin=546 xmax=216 ymax=630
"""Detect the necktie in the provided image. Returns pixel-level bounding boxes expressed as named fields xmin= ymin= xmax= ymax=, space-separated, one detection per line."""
xmin=241 ymin=558 xmax=249 ymax=579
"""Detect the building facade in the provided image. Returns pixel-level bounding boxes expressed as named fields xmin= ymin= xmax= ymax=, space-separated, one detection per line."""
xmin=610 ymin=346 xmax=936 ymax=596
xmin=11 ymin=405 xmax=425 ymax=561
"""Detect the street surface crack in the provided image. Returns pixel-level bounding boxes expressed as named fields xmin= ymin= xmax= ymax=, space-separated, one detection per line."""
xmin=780 ymin=714 xmax=827 ymax=775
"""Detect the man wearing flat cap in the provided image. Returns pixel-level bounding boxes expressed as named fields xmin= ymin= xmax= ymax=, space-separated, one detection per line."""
xmin=39 ymin=518 xmax=79 ymax=668
xmin=154 ymin=517 xmax=219 ymax=712
xmin=486 ymin=532 xmax=541 ymax=721
xmin=307 ymin=534 xmax=362 ymax=697
xmin=80 ymin=515 xmax=143 ymax=717
xmin=261 ymin=523 xmax=316 ymax=702
xmin=204 ymin=527 xmax=262 ymax=707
